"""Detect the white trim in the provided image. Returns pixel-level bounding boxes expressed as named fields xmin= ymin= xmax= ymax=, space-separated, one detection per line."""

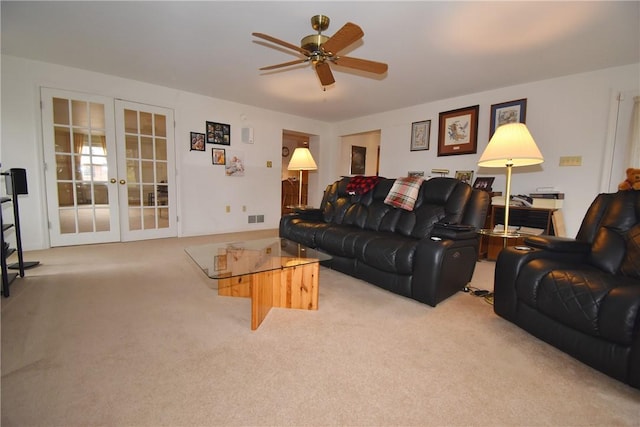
xmin=599 ymin=91 xmax=622 ymax=193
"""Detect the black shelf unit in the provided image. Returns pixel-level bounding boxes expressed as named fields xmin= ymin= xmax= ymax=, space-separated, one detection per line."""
xmin=1 ymin=168 xmax=39 ymax=297
xmin=1 ymin=196 xmax=18 ymax=296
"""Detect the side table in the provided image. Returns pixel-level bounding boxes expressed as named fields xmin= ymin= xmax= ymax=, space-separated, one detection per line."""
xmin=477 ymin=228 xmax=535 ymax=260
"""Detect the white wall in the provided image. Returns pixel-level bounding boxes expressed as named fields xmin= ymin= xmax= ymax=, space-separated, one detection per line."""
xmin=0 ymin=55 xmax=332 ymax=250
xmin=2 ymin=54 xmax=638 ymax=249
xmin=334 ymin=63 xmax=640 ymax=237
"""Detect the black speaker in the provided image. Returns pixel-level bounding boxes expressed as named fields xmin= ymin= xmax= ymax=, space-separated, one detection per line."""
xmin=6 ymin=168 xmax=28 ymax=195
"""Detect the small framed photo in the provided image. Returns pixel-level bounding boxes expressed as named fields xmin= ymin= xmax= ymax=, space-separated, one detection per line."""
xmin=473 ymin=176 xmax=495 ymax=191
xmin=438 ymin=105 xmax=479 ymax=156
xmin=410 ymin=120 xmax=430 ymax=151
xmin=489 ymin=98 xmax=527 ymax=138
xmin=190 ymin=132 xmax=205 ymax=151
xmin=212 ymin=148 xmax=226 ymax=165
xmin=455 ymin=170 xmax=474 ymax=184
xmin=206 ymin=121 xmax=231 ymax=145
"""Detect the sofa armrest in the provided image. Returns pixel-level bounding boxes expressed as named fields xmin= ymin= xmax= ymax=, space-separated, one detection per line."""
xmin=288 ymin=208 xmax=324 ymax=221
xmin=413 ymin=234 xmax=480 ymax=305
xmin=524 ymin=235 xmax=591 ymax=253
xmin=432 ymin=222 xmax=477 ymax=240
xmin=494 ymin=243 xmax=591 ymax=321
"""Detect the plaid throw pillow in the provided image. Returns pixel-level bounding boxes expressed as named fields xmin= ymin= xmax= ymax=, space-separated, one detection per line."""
xmin=347 ymin=175 xmax=381 ymax=195
xmin=384 ymin=176 xmax=424 ymax=211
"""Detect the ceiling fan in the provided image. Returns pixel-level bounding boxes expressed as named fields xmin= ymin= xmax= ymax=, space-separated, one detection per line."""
xmin=252 ymin=15 xmax=388 ymax=88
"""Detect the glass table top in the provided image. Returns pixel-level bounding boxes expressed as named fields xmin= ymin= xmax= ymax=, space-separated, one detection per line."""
xmin=185 ymin=237 xmax=331 ymax=279
xmin=477 ymin=227 xmax=543 ymax=238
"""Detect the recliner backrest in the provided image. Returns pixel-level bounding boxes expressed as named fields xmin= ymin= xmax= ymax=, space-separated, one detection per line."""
xmin=576 ymin=191 xmax=640 ymax=275
xmin=318 ymin=176 xmax=478 ymax=239
xmin=320 ymin=177 xmax=353 ymax=224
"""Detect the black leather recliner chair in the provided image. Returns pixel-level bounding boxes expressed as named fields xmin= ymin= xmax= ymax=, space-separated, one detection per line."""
xmin=494 ymin=190 xmax=640 ymax=389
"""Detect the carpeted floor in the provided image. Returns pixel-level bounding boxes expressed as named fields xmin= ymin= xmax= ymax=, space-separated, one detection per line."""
xmin=2 ymin=230 xmax=639 ymax=426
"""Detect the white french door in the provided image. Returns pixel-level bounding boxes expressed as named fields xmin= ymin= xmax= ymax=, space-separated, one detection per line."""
xmin=115 ymin=100 xmax=176 ymax=241
xmin=41 ymin=88 xmax=176 ymax=246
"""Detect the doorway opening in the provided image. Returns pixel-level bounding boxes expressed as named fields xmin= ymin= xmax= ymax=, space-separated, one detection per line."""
xmin=282 ymin=130 xmax=316 ymax=215
xmin=340 ymin=130 xmax=380 ymax=177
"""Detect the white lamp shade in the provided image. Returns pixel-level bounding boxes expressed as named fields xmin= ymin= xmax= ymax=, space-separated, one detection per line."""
xmin=288 ymin=147 xmax=318 ymax=171
xmin=478 ymin=123 xmax=544 ymax=168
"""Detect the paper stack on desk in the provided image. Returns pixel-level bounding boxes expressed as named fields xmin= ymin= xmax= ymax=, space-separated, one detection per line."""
xmin=529 ymin=191 xmax=564 ymax=209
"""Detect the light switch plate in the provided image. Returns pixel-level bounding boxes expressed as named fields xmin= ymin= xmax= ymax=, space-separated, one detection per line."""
xmin=559 ymin=156 xmax=582 ymax=166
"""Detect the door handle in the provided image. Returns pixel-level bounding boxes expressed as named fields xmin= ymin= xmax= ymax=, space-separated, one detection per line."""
xmin=119 ymin=180 xmax=126 ymax=185
xmin=110 ymin=178 xmax=116 ymax=183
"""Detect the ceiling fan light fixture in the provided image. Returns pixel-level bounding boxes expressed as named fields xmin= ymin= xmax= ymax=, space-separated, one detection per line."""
xmin=301 ymin=34 xmax=329 ymax=53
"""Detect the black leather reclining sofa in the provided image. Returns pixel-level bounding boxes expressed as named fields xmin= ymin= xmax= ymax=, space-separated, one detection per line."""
xmin=279 ymin=176 xmax=489 ymax=306
xmin=494 ymin=190 xmax=640 ymax=389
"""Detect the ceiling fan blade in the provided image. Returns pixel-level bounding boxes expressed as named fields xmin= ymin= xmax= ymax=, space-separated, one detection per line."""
xmin=252 ymin=32 xmax=310 ymax=56
xmin=315 ymin=61 xmax=335 ymax=86
xmin=321 ymin=22 xmax=364 ymax=55
xmin=259 ymin=59 xmax=309 ymax=71
xmin=332 ymin=56 xmax=388 ymax=74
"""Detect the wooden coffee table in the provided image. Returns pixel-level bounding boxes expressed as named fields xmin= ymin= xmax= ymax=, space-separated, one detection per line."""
xmin=186 ymin=238 xmax=331 ymax=330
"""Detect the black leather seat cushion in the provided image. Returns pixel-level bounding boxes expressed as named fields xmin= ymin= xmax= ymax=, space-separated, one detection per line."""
xmin=282 ymin=218 xmax=330 ymax=248
xmin=517 ymin=259 xmax=640 ymax=346
xmin=315 ymin=226 xmax=380 ymax=258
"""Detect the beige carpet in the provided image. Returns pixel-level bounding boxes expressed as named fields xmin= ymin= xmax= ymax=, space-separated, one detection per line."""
xmin=2 ymin=230 xmax=639 ymax=426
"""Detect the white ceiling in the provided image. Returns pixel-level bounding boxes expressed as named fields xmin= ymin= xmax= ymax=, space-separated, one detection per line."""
xmin=2 ymin=1 xmax=639 ymax=123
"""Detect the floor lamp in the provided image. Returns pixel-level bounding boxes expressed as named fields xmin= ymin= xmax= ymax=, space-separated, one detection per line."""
xmin=288 ymin=147 xmax=317 ymax=207
xmin=477 ymin=123 xmax=544 ymax=236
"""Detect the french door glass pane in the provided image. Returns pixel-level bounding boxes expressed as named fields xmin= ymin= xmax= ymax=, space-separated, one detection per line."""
xmin=54 ymin=127 xmax=71 ymax=152
xmin=72 ymin=100 xmax=88 ymax=127
xmin=124 ymin=109 xmax=138 ymax=133
xmin=53 ymin=98 xmax=70 ymax=125
xmin=95 ymin=207 xmax=110 ymax=231
xmin=156 ymin=138 xmax=167 ymax=160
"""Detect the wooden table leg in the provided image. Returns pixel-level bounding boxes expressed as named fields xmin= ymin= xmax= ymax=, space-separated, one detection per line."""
xmin=218 ymin=261 xmax=320 ymax=330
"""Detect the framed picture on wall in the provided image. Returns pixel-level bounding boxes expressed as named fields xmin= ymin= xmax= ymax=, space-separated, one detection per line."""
xmin=225 ymin=150 xmax=245 ymax=176
xmin=206 ymin=121 xmax=231 ymax=145
xmin=489 ymin=98 xmax=527 ymax=138
xmin=212 ymin=148 xmax=226 ymax=165
xmin=190 ymin=132 xmax=205 ymax=151
xmin=455 ymin=170 xmax=474 ymax=184
xmin=437 ymin=105 xmax=479 ymax=156
xmin=350 ymin=145 xmax=366 ymax=175
xmin=410 ymin=120 xmax=430 ymax=151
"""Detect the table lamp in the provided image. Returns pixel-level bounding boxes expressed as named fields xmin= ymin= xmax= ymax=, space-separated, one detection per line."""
xmin=477 ymin=123 xmax=544 ymax=236
xmin=288 ymin=147 xmax=317 ymax=207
